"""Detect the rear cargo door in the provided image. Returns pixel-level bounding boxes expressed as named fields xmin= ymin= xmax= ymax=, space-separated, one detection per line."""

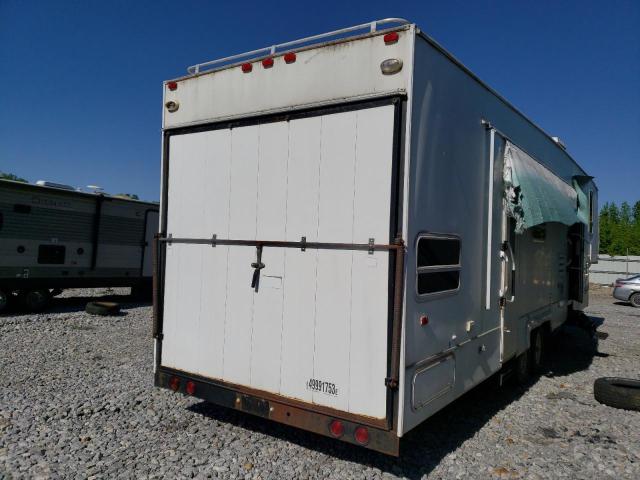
xmin=160 ymin=102 xmax=398 ymax=420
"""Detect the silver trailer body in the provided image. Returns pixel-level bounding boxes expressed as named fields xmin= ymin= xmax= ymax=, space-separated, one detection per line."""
xmin=0 ymin=179 xmax=158 ymax=302
xmin=154 ymin=19 xmax=598 ymax=455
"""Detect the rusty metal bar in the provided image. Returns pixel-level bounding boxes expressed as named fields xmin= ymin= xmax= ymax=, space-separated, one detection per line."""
xmin=156 ymin=367 xmax=400 ymax=455
xmin=158 ymin=235 xmax=403 ymax=252
xmin=386 ymin=237 xmax=405 ymax=391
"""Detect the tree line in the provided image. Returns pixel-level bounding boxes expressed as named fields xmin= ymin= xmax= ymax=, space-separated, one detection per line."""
xmin=599 ymin=201 xmax=640 ymax=256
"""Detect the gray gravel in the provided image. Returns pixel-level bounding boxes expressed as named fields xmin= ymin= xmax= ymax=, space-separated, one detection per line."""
xmin=1 ymin=286 xmax=639 ymax=479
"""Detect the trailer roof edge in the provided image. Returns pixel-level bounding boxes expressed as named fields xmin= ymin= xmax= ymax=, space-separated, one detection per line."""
xmin=0 ymin=178 xmax=159 ymax=205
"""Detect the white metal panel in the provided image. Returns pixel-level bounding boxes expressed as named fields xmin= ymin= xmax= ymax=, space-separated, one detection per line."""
xmin=279 ymin=117 xmax=321 ymax=402
xmin=348 ymin=106 xmax=394 ymax=417
xmin=223 ymin=126 xmax=259 ymax=385
xmin=313 ymin=112 xmax=357 ymax=412
xmin=250 ymin=122 xmax=288 ymax=393
xmin=195 ymin=130 xmax=232 ymax=380
xmin=162 ymin=133 xmax=209 ymax=372
xmin=163 ymin=32 xmax=412 ymax=129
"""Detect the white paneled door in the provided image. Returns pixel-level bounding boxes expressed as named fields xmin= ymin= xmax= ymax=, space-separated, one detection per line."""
xmin=161 ymin=105 xmax=396 ymax=419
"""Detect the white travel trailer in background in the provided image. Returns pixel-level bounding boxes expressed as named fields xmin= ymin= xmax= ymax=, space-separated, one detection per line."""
xmin=0 ymin=179 xmax=158 ymax=312
xmin=153 ymin=18 xmax=598 ymax=455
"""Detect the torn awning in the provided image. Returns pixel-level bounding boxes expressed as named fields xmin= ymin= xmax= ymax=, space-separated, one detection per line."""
xmin=503 ymin=142 xmax=583 ymax=234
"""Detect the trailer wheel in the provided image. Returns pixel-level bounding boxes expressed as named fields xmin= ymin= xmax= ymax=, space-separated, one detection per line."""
xmin=594 ymin=377 xmax=640 ymax=411
xmin=530 ymin=328 xmax=545 ymax=374
xmin=0 ymin=289 xmax=8 ymax=313
xmin=86 ymin=301 xmax=121 ymax=316
xmin=22 ymin=289 xmax=51 ymax=312
xmin=630 ymin=293 xmax=640 ymax=308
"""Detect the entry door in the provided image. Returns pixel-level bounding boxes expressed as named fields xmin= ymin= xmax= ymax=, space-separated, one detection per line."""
xmin=160 ymin=103 xmax=397 ymax=419
xmin=500 ymin=216 xmax=519 ymax=361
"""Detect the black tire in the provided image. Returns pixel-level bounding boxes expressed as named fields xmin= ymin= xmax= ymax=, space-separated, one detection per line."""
xmin=0 ymin=289 xmax=8 ymax=313
xmin=85 ymin=301 xmax=121 ymax=316
xmin=530 ymin=328 xmax=545 ymax=374
xmin=594 ymin=377 xmax=640 ymax=411
xmin=22 ymin=289 xmax=51 ymax=312
xmin=630 ymin=293 xmax=640 ymax=308
xmin=515 ymin=350 xmax=531 ymax=385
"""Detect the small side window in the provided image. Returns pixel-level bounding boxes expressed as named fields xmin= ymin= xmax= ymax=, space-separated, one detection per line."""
xmin=38 ymin=245 xmax=66 ymax=264
xmin=416 ymin=235 xmax=461 ymax=296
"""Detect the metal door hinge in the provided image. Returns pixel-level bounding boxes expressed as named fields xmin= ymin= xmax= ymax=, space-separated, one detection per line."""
xmin=368 ymin=238 xmax=375 ymax=254
xmin=385 ymin=377 xmax=398 ymax=389
xmin=211 ymin=234 xmax=217 ymax=247
xmin=300 ymin=236 xmax=306 ymax=251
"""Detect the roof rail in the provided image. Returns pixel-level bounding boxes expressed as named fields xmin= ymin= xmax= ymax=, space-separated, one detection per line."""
xmin=186 ymin=18 xmax=411 ymax=75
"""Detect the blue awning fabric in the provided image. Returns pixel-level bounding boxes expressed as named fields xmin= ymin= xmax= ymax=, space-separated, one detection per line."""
xmin=503 ymin=142 xmax=584 ymax=234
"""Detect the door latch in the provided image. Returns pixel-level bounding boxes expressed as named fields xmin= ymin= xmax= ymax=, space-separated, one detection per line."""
xmin=251 ymin=245 xmax=266 ymax=292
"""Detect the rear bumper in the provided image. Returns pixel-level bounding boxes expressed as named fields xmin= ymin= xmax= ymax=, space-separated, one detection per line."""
xmin=612 ymin=287 xmax=631 ymax=301
xmin=155 ymin=366 xmax=400 ymax=456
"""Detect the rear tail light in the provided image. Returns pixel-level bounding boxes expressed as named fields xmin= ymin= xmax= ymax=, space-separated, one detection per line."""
xmin=241 ymin=63 xmax=252 ymax=73
xmin=283 ymin=52 xmax=296 ymax=64
xmin=167 ymin=81 xmax=178 ymax=91
xmin=262 ymin=57 xmax=274 ymax=68
xmin=185 ymin=381 xmax=196 ymax=395
xmin=383 ymin=32 xmax=399 ymax=44
xmin=354 ymin=426 xmax=369 ymax=445
xmin=169 ymin=376 xmax=180 ymax=391
xmin=329 ymin=420 xmax=344 ymax=438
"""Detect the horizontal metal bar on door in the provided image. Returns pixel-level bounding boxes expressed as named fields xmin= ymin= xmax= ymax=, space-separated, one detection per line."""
xmin=590 ymin=270 xmax=640 ymax=275
xmin=159 ymin=235 xmax=403 ymax=252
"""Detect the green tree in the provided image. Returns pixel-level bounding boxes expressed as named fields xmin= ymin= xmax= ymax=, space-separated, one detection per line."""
xmin=0 ymin=172 xmax=28 ymax=183
xmin=600 ymin=200 xmax=640 ymax=256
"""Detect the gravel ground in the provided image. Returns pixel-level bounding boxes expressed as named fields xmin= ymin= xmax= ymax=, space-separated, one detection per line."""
xmin=1 ymin=286 xmax=639 ymax=479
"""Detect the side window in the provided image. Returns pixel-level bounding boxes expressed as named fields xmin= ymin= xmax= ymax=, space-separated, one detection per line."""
xmin=416 ymin=235 xmax=461 ymax=296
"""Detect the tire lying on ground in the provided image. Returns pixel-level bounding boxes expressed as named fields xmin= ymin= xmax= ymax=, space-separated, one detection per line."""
xmin=85 ymin=301 xmax=121 ymax=316
xmin=594 ymin=377 xmax=640 ymax=411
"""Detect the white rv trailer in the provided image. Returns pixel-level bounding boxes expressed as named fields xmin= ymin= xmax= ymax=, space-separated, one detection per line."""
xmin=0 ymin=179 xmax=159 ymax=312
xmin=153 ymin=18 xmax=598 ymax=455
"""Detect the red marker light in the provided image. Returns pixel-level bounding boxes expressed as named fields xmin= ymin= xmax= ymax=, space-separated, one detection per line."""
xmin=420 ymin=315 xmax=429 ymax=326
xmin=167 ymin=81 xmax=178 ymax=91
xmin=262 ymin=57 xmax=274 ymax=68
xmin=283 ymin=52 xmax=296 ymax=64
xmin=329 ymin=420 xmax=344 ymax=437
xmin=383 ymin=32 xmax=399 ymax=44
xmin=169 ymin=376 xmax=180 ymax=391
xmin=241 ymin=63 xmax=252 ymax=73
xmin=354 ymin=426 xmax=369 ymax=445
xmin=185 ymin=381 xmax=196 ymax=395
